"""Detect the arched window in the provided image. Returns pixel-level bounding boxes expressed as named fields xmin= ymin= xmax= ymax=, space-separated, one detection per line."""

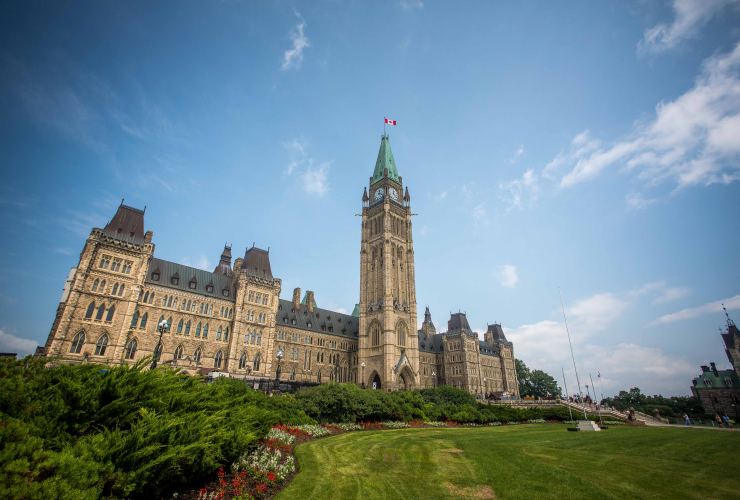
xmin=85 ymin=302 xmax=95 ymax=319
xmin=138 ymin=290 xmax=143 ymax=301
xmin=199 ymin=303 xmax=204 ymax=314
xmin=184 ymin=321 xmax=191 ymax=335
xmin=193 ymin=348 xmax=202 ymax=363
xmin=705 ymin=379 xmax=713 ymax=387
xmin=397 ymin=322 xmax=406 ymax=346
xmin=105 ymin=305 xmax=115 ymax=322
xmin=125 ymin=339 xmax=137 ymax=359
xmin=195 ymin=323 xmax=201 ymax=337
xmin=92 ymin=279 xmax=99 ymax=292
xmin=257 ymin=331 xmax=262 ymax=344
xmin=149 ymin=293 xmax=154 ymax=304
xmin=162 ymin=296 xmax=168 ymax=307
xmin=154 ymin=342 xmax=163 ymax=361
xmin=96 ymin=304 xmax=106 ymax=321
xmin=173 ymin=298 xmax=178 ymax=308
xmin=224 ymin=327 xmax=229 ymax=341
xmin=167 ymin=317 xmax=172 ymax=332
xmin=168 ymin=296 xmax=173 ymax=308
xmin=208 ymin=305 xmax=213 ymax=315
xmin=725 ymin=377 xmax=733 ymax=387
xmin=217 ymin=326 xmax=222 ymax=340
xmin=290 ymin=367 xmax=296 ymax=381
xmin=70 ymin=332 xmax=85 ymax=354
xmin=214 ymin=350 xmax=223 ymax=368
xmin=317 ymin=371 xmax=322 ymax=383
xmin=118 ymin=284 xmax=124 ymax=297
xmin=187 ymin=300 xmax=191 ymax=311
xmin=143 ymin=292 xmax=149 ymax=303
xmin=220 ymin=307 xmax=224 ymax=318
xmin=140 ymin=313 xmax=148 ymax=329
xmin=251 ymin=330 xmax=256 ymax=344
xmin=239 ymin=352 xmax=247 ymax=369
xmin=112 ymin=283 xmax=118 ymax=296
xmin=229 ymin=309 xmax=233 ymax=319
xmin=99 ymin=280 xmax=106 ymax=292
xmin=253 ymin=353 xmax=260 ymax=371
xmin=370 ymin=322 xmax=381 ymax=347
xmin=711 ymin=394 xmax=719 ymax=404
xmin=131 ymin=311 xmax=139 ymax=327
xmin=94 ymin=334 xmax=108 ymax=356
xmin=203 ymin=324 xmax=209 ymax=338
xmin=177 ymin=319 xmax=183 ymax=333
xmin=174 ymin=344 xmax=183 ymax=360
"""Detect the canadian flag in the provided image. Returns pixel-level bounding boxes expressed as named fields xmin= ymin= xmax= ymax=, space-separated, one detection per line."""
xmin=385 ymin=118 xmax=396 ymax=125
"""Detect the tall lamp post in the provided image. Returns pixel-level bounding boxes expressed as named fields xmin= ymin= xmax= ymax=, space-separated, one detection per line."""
xmin=150 ymin=319 xmax=168 ymax=370
xmin=361 ymin=363 xmax=365 ymax=389
xmin=432 ymin=371 xmax=436 ymax=388
xmin=484 ymin=378 xmax=487 ymax=399
xmin=274 ymin=349 xmax=284 ymax=391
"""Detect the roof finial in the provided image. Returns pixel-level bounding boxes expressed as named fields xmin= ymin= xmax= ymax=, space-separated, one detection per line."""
xmin=724 ymin=304 xmax=736 ymax=327
xmin=120 ymin=198 xmax=124 ymax=206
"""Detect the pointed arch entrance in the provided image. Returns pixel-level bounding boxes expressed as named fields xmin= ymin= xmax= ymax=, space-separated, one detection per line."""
xmin=371 ymin=373 xmax=381 ymax=390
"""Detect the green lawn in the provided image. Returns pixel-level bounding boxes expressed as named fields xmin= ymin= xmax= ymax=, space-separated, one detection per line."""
xmin=277 ymin=425 xmax=740 ymax=500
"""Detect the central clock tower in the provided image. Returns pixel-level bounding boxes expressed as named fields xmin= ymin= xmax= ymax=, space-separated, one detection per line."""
xmin=358 ymin=134 xmax=419 ymax=391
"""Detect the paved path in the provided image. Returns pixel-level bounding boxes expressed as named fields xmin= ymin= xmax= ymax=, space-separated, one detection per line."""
xmin=644 ymin=421 xmax=740 ymax=431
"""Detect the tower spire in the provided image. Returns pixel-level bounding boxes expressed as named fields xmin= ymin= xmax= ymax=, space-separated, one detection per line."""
xmin=371 ymin=135 xmax=400 ymax=185
xmin=724 ymin=304 xmax=735 ymax=327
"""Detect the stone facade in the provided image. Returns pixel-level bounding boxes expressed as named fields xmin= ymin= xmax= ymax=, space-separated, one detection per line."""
xmin=691 ymin=313 xmax=740 ymax=417
xmin=39 ymin=135 xmax=518 ymax=398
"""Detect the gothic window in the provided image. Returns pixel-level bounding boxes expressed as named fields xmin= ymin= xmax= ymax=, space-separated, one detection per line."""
xmin=253 ymin=353 xmax=260 ymax=371
xmin=195 ymin=323 xmax=201 ymax=337
xmin=199 ymin=303 xmax=204 ymax=314
xmin=194 ymin=348 xmax=202 ymax=363
xmin=118 ymin=285 xmax=124 ymax=296
xmin=173 ymin=298 xmax=178 ymax=308
xmin=149 ymin=293 xmax=154 ymax=304
xmin=262 ymin=295 xmax=268 ymax=305
xmin=220 ymin=307 xmax=223 ymax=318
xmin=290 ymin=367 xmax=296 ymax=381
xmin=229 ymin=309 xmax=232 ymax=319
xmin=317 ymin=371 xmax=322 ymax=383
xmin=162 ymin=296 xmax=167 ymax=307
xmin=203 ymin=324 xmax=209 ymax=338
xmin=95 ymin=304 xmax=105 ymax=321
xmin=725 ymin=378 xmax=733 ymax=387
xmin=99 ymin=280 xmax=106 ymax=293
xmin=705 ymin=379 xmax=713 ymax=387
xmin=94 ymin=335 xmax=108 ymax=356
xmin=174 ymin=345 xmax=183 ymax=360
xmin=208 ymin=305 xmax=213 ymax=315
xmin=214 ymin=350 xmax=223 ymax=368
xmin=111 ymin=283 xmax=118 ymax=296
xmin=239 ymin=352 xmax=247 ymax=369
xmin=177 ymin=319 xmax=183 ymax=333
xmin=216 ymin=326 xmax=222 ymax=340
xmin=370 ymin=322 xmax=381 ymax=347
xmin=257 ymin=331 xmax=262 ymax=344
xmin=224 ymin=327 xmax=229 ymax=341
xmin=140 ymin=312 xmax=148 ymax=329
xmin=92 ymin=279 xmax=99 ymax=292
xmin=105 ymin=305 xmax=115 ymax=322
xmin=187 ymin=300 xmax=191 ymax=311
xmin=184 ymin=321 xmax=191 ymax=335
xmin=125 ymin=339 xmax=137 ymax=359
xmin=143 ymin=291 xmax=149 ymax=303
xmin=251 ymin=331 xmax=256 ymax=343
xmin=85 ymin=302 xmax=96 ymax=319
xmin=167 ymin=296 xmax=172 ymax=308
xmin=131 ymin=311 xmax=139 ymax=327
xmin=70 ymin=332 xmax=85 ymax=354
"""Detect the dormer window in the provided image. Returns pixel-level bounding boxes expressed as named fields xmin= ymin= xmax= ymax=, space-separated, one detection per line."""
xmin=292 ymin=318 xmax=297 ymax=325
xmin=189 ymin=281 xmax=197 ymax=290
xmin=222 ymin=289 xmax=230 ymax=297
xmin=206 ymin=285 xmax=213 ymax=293
xmin=171 ymin=277 xmax=179 ymax=285
xmin=152 ymin=272 xmax=160 ymax=281
xmin=117 ymin=227 xmax=122 ymax=233
xmin=283 ymin=317 xmax=288 ymax=324
xmin=307 ymin=322 xmax=312 ymax=328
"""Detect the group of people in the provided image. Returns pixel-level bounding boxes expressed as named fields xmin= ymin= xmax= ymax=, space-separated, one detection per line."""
xmin=683 ymin=413 xmax=735 ymax=427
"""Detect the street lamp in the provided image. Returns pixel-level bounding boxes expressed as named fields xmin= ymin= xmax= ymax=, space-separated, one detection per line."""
xmin=274 ymin=349 xmax=284 ymax=392
xmin=484 ymin=378 xmax=487 ymax=399
xmin=150 ymin=319 xmax=168 ymax=370
xmin=432 ymin=371 xmax=436 ymax=388
xmin=361 ymin=363 xmax=365 ymax=389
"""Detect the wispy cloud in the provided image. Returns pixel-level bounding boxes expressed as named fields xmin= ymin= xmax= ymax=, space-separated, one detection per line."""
xmin=639 ymin=0 xmax=739 ymax=54
xmin=494 ymin=264 xmax=519 ymax=288
xmin=282 ymin=139 xmax=332 ymax=197
xmin=302 ymin=161 xmax=331 ymax=198
xmin=281 ymin=10 xmax=310 ymax=71
xmin=625 ymin=193 xmax=659 ymax=210
xmin=399 ymin=1 xmax=424 ymax=11
xmin=282 ymin=139 xmax=308 ymax=176
xmin=509 ymin=145 xmax=524 ymax=163
xmin=653 ymin=286 xmax=692 ymax=305
xmin=649 ymin=294 xmax=740 ymax=325
xmin=551 ymin=42 xmax=740 ymax=191
xmin=0 ymin=328 xmax=38 ymax=356
xmin=434 ymin=190 xmax=448 ymax=202
xmin=180 ymin=255 xmax=212 ymax=271
xmin=498 ymin=169 xmax=539 ymax=212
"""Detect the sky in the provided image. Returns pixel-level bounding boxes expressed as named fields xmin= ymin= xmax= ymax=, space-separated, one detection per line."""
xmin=1 ymin=0 xmax=739 ymax=397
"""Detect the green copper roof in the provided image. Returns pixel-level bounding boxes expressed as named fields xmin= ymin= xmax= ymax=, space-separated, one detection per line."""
xmin=371 ymin=135 xmax=400 ymax=185
xmin=300 ymin=291 xmax=317 ymax=308
xmin=351 ymin=303 xmax=360 ymax=317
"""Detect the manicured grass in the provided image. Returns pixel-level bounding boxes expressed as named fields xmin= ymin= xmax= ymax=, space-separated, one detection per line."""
xmin=277 ymin=425 xmax=740 ymax=500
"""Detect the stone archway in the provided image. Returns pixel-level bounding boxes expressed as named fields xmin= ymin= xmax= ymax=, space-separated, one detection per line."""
xmin=372 ymin=373 xmax=382 ymax=390
xmin=398 ymin=366 xmax=415 ymax=391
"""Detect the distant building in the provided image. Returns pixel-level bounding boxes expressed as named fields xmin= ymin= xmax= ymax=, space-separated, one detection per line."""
xmin=38 ymin=135 xmax=518 ymax=397
xmin=691 ymin=309 xmax=740 ymax=416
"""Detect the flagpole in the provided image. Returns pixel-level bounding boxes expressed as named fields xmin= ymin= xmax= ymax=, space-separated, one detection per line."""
xmin=559 ymin=287 xmax=588 ymax=421
xmin=590 ymin=373 xmax=603 ymax=427
xmin=561 ymin=367 xmax=575 ymax=428
xmin=384 ymin=118 xmax=386 ymax=136
xmin=598 ymin=373 xmax=606 ymax=408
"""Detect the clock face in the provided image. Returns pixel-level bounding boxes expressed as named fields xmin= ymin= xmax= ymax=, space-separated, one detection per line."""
xmin=374 ymin=187 xmax=384 ymax=201
xmin=388 ymin=187 xmax=399 ymax=201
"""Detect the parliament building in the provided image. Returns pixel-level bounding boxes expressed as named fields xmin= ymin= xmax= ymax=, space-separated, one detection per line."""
xmin=39 ymin=135 xmax=519 ymax=397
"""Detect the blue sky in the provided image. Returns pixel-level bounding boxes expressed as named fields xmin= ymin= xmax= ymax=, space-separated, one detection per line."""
xmin=1 ymin=0 xmax=739 ymax=396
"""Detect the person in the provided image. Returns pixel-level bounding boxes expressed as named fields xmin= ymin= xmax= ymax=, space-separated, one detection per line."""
xmin=683 ymin=413 xmax=691 ymax=426
xmin=723 ymin=415 xmax=731 ymax=428
xmin=715 ymin=414 xmax=724 ymax=428
xmin=730 ymin=418 xmax=736 ymax=429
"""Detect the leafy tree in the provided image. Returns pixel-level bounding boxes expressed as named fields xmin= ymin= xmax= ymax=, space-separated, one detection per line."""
xmin=515 ymin=359 xmax=531 ymax=396
xmin=515 ymin=359 xmax=561 ymax=397
xmin=600 ymin=387 xmax=703 ymax=417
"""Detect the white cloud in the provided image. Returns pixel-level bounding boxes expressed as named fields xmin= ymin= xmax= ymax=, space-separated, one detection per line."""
xmin=494 ymin=264 xmax=519 ymax=288
xmin=302 ymin=161 xmax=331 ymax=198
xmin=498 ymin=169 xmax=539 ymax=212
xmin=434 ymin=190 xmax=448 ymax=202
xmin=625 ymin=193 xmax=659 ymax=210
xmin=180 ymin=254 xmax=212 ymax=271
xmin=282 ymin=138 xmax=307 ymax=176
xmin=399 ymin=0 xmax=424 ymax=11
xmin=0 ymin=329 xmax=38 ymax=356
xmin=649 ymin=294 xmax=740 ymax=325
xmin=653 ymin=287 xmax=692 ymax=304
xmin=281 ymin=10 xmax=310 ymax=71
xmin=510 ymin=145 xmax=524 ymax=163
xmin=472 ymin=203 xmax=488 ymax=226
xmin=553 ymin=42 xmax=740 ymax=191
xmin=639 ymin=0 xmax=739 ymax=54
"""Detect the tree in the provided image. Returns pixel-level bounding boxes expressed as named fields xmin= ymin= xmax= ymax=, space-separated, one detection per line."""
xmin=515 ymin=359 xmax=561 ymax=398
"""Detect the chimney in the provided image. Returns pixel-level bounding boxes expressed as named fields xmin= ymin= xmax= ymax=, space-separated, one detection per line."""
xmin=292 ymin=287 xmax=301 ymax=311
xmin=307 ymin=291 xmax=315 ymax=313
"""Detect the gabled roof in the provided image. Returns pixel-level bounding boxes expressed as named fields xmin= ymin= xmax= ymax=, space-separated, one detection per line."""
xmin=371 ymin=135 xmax=400 ymax=186
xmin=487 ymin=323 xmax=508 ymax=343
xmin=692 ymin=367 xmax=740 ymax=388
xmin=301 ymin=291 xmax=318 ymax=308
xmin=213 ymin=244 xmax=233 ymax=277
xmin=447 ymin=312 xmax=476 ymax=337
xmin=103 ymin=203 xmax=146 ymax=245
xmin=277 ymin=299 xmax=359 ymax=339
xmin=145 ymin=258 xmax=235 ymax=302
xmin=351 ymin=304 xmax=360 ymax=317
xmin=478 ymin=340 xmax=499 ymax=357
xmin=243 ymin=246 xmax=273 ymax=280
xmin=417 ymin=331 xmax=445 ymax=353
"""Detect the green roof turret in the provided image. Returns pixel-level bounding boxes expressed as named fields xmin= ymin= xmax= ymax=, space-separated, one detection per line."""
xmin=371 ymin=135 xmax=400 ymax=185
